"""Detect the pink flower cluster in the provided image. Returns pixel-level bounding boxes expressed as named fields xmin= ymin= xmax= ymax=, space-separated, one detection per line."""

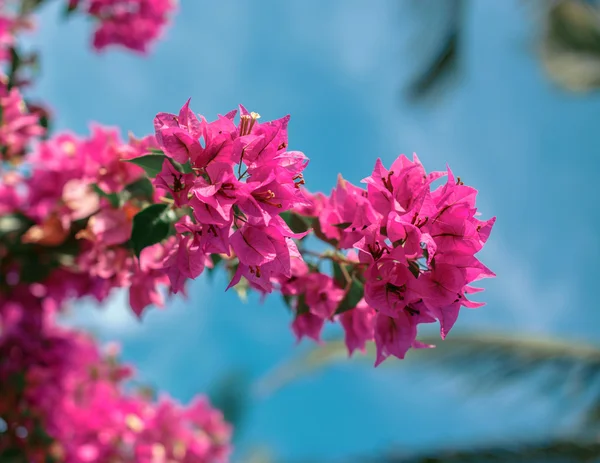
xmin=152 ymin=100 xmax=309 ymax=294
xmin=289 ymin=155 xmax=495 ymax=364
xmin=0 ymin=82 xmax=45 ymax=161
xmin=0 ymin=9 xmax=237 ymax=462
xmin=83 ymin=0 xmax=177 ymax=53
xmin=0 ymin=15 xmax=16 ymax=63
xmin=0 ymin=305 xmax=231 ymax=462
xmin=121 ymin=100 xmax=497 ymax=365
xmin=0 ymin=12 xmax=33 ymax=64
xmin=0 ymin=125 xmax=170 ymax=321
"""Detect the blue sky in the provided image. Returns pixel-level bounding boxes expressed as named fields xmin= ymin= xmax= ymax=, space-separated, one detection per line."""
xmin=30 ymin=0 xmax=600 ymax=461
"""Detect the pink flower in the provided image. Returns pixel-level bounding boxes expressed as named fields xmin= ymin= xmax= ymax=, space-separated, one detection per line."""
xmin=163 ymin=234 xmax=210 ymax=294
xmin=153 ymin=158 xmax=194 ymax=207
xmin=0 ymin=313 xmax=231 ymax=461
xmin=339 ymin=299 xmax=376 ymax=355
xmin=292 ymin=311 xmax=324 ymax=343
xmin=88 ymin=0 xmax=177 ymax=53
xmin=188 ymin=162 xmax=239 ymax=226
xmin=86 ymin=208 xmax=132 ymax=246
xmin=374 ymin=309 xmax=434 ymax=366
xmin=0 ymin=86 xmax=44 ymax=160
xmin=304 ymin=273 xmax=344 ymax=319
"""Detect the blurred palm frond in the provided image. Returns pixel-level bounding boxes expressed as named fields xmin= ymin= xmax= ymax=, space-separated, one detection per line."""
xmin=405 ymin=0 xmax=600 ymax=99
xmin=405 ymin=0 xmax=463 ymax=101
xmin=359 ymin=439 xmax=600 ymax=463
xmin=255 ymin=331 xmax=600 ymax=427
xmin=208 ymin=370 xmax=250 ymax=442
xmin=242 ymin=439 xmax=600 ymax=463
xmin=541 ymin=0 xmax=600 ymax=92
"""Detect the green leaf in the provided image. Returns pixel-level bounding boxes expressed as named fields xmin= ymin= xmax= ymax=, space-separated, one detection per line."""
xmin=408 ymin=260 xmax=421 ymax=278
xmin=125 ymin=177 xmax=155 ymax=200
xmin=333 ymin=221 xmax=352 ymax=229
xmin=335 ymin=276 xmax=364 ymax=314
xmin=332 ymin=259 xmax=349 ymax=287
xmin=280 ymin=211 xmax=312 ymax=234
xmin=164 ymin=157 xmax=194 ymax=174
xmin=91 ymin=184 xmax=120 ymax=208
xmin=124 ymin=154 xmax=166 ymax=178
xmin=38 ymin=112 xmax=51 ymax=139
xmin=9 ymin=372 xmax=26 ymax=394
xmin=130 ymin=204 xmax=171 ymax=257
xmin=20 ymin=259 xmax=53 ymax=283
xmin=282 ymin=294 xmax=294 ymax=310
xmin=125 ymin=152 xmax=195 ymax=178
xmin=296 ymin=293 xmax=309 ymax=315
xmin=0 ymin=447 xmax=28 ymax=463
xmin=7 ymin=47 xmax=20 ymax=89
xmin=177 ymin=160 xmax=195 ymax=174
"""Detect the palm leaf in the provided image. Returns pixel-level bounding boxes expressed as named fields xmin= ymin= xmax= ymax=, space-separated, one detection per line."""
xmin=541 ymin=0 xmax=600 ymax=92
xmin=403 ymin=0 xmax=600 ymax=98
xmin=360 ymin=439 xmax=600 ymax=463
xmin=404 ymin=0 xmax=463 ymax=100
xmin=247 ymin=439 xmax=600 ymax=463
xmin=255 ymin=331 xmax=600 ymax=420
xmin=208 ymin=369 xmax=250 ymax=443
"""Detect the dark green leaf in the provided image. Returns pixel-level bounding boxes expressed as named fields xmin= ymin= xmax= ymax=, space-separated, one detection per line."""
xmin=20 ymin=259 xmax=53 ymax=283
xmin=91 ymin=184 xmax=120 ymax=208
xmin=282 ymin=294 xmax=294 ymax=310
xmin=124 ymin=154 xmax=166 ymax=178
xmin=335 ymin=276 xmax=364 ymax=314
xmin=408 ymin=260 xmax=421 ymax=278
xmin=296 ymin=294 xmax=309 ymax=315
xmin=0 ymin=447 xmax=28 ymax=463
xmin=9 ymin=372 xmax=26 ymax=393
xmin=125 ymin=152 xmax=195 ymax=178
xmin=333 ymin=222 xmax=352 ymax=229
xmin=332 ymin=259 xmax=349 ymax=287
xmin=125 ymin=177 xmax=155 ymax=200
xmin=131 ymin=204 xmax=171 ymax=257
xmin=280 ymin=211 xmax=312 ymax=234
xmin=38 ymin=112 xmax=50 ymax=138
xmin=176 ymin=160 xmax=195 ymax=174
xmin=7 ymin=47 xmax=20 ymax=89
xmin=164 ymin=157 xmax=193 ymax=174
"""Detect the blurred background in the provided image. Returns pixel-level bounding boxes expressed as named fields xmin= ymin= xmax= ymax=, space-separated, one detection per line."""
xmin=29 ymin=0 xmax=600 ymax=461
